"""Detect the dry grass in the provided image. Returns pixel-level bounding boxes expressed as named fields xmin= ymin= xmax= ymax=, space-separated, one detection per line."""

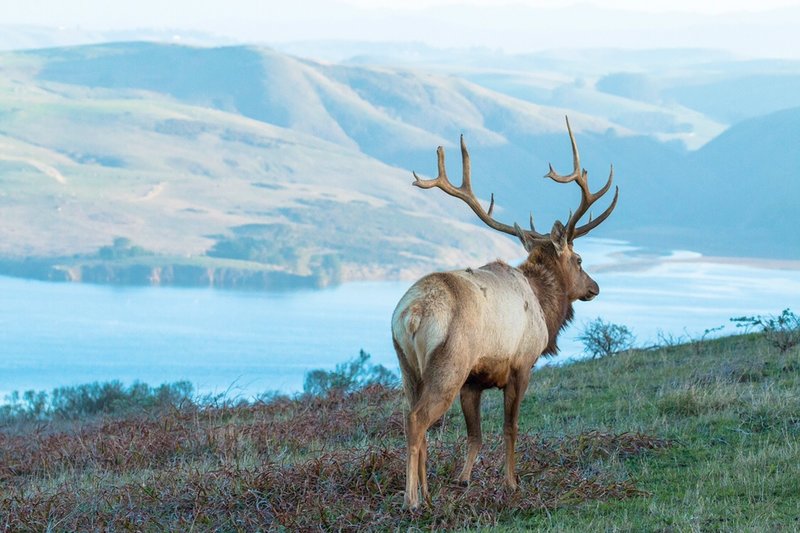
xmin=4 ymin=331 xmax=797 ymax=530
xmin=0 ymin=384 xmax=668 ymax=531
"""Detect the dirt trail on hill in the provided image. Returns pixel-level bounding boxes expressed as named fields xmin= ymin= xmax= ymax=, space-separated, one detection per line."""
xmin=0 ymin=155 xmax=67 ymax=184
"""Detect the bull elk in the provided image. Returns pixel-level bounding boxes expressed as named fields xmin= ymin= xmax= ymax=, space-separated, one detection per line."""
xmin=391 ymin=117 xmax=618 ymax=509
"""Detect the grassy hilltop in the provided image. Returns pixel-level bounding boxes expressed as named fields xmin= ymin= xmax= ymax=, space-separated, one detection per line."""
xmin=1 ymin=329 xmax=798 ymax=530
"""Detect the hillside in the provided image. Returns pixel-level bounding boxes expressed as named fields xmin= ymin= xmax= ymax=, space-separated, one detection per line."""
xmin=0 ymin=44 xmax=521 ymax=287
xmin=671 ymin=107 xmax=800 ymax=256
xmin=315 ymin=43 xmax=800 ymax=258
xmin=609 ymin=106 xmax=800 ymax=256
xmin=0 ymin=41 xmax=797 ymax=290
xmin=2 ymin=330 xmax=798 ymax=529
xmin=24 ymin=41 xmax=634 ymax=230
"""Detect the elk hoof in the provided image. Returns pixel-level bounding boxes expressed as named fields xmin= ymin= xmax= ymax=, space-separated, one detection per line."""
xmin=407 ymin=502 xmax=423 ymax=513
xmin=404 ymin=494 xmax=420 ymax=511
xmin=458 ymin=479 xmax=470 ymax=487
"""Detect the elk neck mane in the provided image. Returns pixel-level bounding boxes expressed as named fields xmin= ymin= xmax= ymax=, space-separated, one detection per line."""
xmin=518 ymin=244 xmax=574 ymax=355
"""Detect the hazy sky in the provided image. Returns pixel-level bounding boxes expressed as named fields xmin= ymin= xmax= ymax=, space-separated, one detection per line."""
xmin=341 ymin=0 xmax=799 ymax=12
xmin=4 ymin=0 xmax=800 ymax=58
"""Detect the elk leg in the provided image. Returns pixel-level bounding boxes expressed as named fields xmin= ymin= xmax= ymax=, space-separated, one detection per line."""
xmin=503 ymin=370 xmax=531 ymax=490
xmin=419 ymin=432 xmax=430 ymax=504
xmin=398 ymin=347 xmax=425 ymax=510
xmin=457 ymin=384 xmax=483 ymax=485
xmin=405 ymin=381 xmax=462 ymax=508
xmin=405 ymin=409 xmax=422 ymax=509
xmin=401 ymin=372 xmax=423 ymax=510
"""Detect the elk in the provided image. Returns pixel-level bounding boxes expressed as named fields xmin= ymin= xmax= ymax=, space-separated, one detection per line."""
xmin=391 ymin=117 xmax=618 ymax=509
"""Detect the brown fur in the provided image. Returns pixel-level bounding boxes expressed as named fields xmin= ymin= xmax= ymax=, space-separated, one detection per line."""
xmin=519 ymin=243 xmax=577 ymax=355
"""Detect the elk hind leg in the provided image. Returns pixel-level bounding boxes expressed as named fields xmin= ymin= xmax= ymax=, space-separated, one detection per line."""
xmin=406 ymin=365 xmax=466 ymax=507
xmin=405 ymin=391 xmax=455 ymax=508
xmin=404 ymin=409 xmax=422 ymax=509
xmin=418 ymin=432 xmax=429 ymax=504
xmin=396 ymin=339 xmax=425 ymax=509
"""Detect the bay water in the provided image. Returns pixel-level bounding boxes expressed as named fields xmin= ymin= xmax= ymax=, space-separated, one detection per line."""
xmin=1 ymin=240 xmax=798 ymax=400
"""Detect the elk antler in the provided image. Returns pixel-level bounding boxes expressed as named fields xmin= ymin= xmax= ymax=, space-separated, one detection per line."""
xmin=544 ymin=117 xmax=619 ymax=241
xmin=412 ymin=135 xmax=549 ymax=241
xmin=413 ymin=119 xmax=618 ymax=246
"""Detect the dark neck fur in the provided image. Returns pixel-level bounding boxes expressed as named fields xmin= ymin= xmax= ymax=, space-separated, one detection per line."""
xmin=518 ymin=246 xmax=574 ymax=355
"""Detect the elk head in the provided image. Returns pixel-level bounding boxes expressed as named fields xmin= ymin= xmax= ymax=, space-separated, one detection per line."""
xmin=412 ymin=116 xmax=617 ymax=303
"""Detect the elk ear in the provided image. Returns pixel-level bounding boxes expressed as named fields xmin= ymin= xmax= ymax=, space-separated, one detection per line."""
xmin=514 ymin=223 xmax=537 ymax=252
xmin=550 ymin=220 xmax=568 ymax=254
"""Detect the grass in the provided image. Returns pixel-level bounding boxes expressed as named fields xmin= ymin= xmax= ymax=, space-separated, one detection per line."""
xmin=1 ymin=331 xmax=798 ymax=530
xmin=515 ymin=333 xmax=800 ymax=531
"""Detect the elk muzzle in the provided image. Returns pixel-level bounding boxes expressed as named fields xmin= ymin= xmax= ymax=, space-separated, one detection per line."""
xmin=580 ymin=280 xmax=600 ymax=301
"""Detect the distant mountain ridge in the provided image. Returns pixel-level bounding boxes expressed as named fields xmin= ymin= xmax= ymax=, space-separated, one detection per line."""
xmin=22 ymin=42 xmax=668 ymax=237
xmin=0 ymin=41 xmax=796 ymax=290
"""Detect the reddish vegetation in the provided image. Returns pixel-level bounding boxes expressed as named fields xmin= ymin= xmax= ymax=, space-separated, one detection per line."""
xmin=1 ymin=385 xmax=668 ymax=530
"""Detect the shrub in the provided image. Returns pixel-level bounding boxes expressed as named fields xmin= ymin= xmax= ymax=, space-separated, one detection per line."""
xmin=303 ymin=350 xmax=398 ymax=396
xmin=730 ymin=308 xmax=800 ymax=353
xmin=655 ymin=329 xmax=687 ymax=349
xmin=686 ymin=325 xmax=725 ymax=356
xmin=0 ymin=381 xmax=194 ymax=423
xmin=97 ymin=237 xmax=152 ymax=260
xmin=577 ymin=318 xmax=635 ymax=359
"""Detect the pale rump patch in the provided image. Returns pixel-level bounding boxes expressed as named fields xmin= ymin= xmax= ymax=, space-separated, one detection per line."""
xmin=391 ymin=263 xmax=548 ymax=387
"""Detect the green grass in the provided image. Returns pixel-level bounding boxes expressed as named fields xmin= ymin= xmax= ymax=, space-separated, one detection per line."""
xmin=513 ymin=332 xmax=800 ymax=531
xmin=1 ymin=332 xmax=798 ymax=530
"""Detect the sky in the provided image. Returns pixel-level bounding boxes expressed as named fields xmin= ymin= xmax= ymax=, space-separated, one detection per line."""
xmin=341 ymin=0 xmax=799 ymax=12
xmin=2 ymin=0 xmax=800 ymax=57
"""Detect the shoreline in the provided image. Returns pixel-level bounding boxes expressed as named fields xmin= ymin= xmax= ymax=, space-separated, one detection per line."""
xmin=591 ymin=249 xmax=800 ymax=275
xmin=664 ymin=254 xmax=800 ymax=271
xmin=0 ymin=239 xmax=800 ymax=292
xmin=1 ymin=246 xmax=798 ymax=291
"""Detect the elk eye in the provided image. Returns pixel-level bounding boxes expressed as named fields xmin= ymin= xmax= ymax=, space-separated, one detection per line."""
xmin=577 ymin=257 xmax=582 ymax=266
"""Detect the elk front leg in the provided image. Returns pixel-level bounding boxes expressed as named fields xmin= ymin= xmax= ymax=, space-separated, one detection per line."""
xmin=457 ymin=384 xmax=483 ymax=485
xmin=502 ymin=370 xmax=530 ymax=490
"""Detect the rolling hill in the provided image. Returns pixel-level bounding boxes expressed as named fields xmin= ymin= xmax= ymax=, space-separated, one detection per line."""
xmin=0 ymin=41 xmax=796 ymax=288
xmin=31 ymin=44 xmax=687 ymax=224
xmin=0 ymin=46 xmax=523 ymax=286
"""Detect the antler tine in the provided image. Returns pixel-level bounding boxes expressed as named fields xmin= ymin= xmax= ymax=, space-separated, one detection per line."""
xmin=544 ymin=116 xmax=583 ymax=184
xmin=573 ymin=185 xmax=619 ymax=238
xmin=565 ymin=163 xmax=615 ymax=238
xmin=413 ymin=136 xmax=548 ymax=240
xmin=412 ymin=145 xmax=453 ymax=191
xmin=460 ymin=135 xmax=472 ymax=192
xmin=544 ymin=116 xmax=618 ymax=241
